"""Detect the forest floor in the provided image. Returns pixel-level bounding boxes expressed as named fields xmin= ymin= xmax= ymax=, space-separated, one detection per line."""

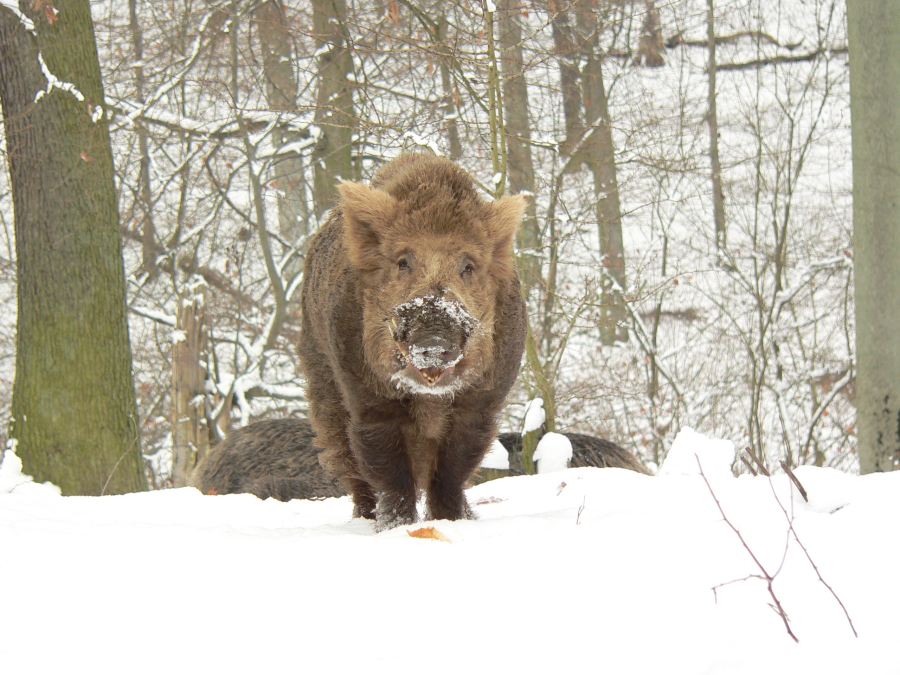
xmin=1 ymin=429 xmax=896 ymax=674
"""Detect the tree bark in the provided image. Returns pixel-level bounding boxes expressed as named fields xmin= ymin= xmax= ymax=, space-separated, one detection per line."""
xmin=497 ymin=0 xmax=540 ymax=295
xmin=547 ymin=0 xmax=585 ymax=158
xmin=847 ymin=1 xmax=900 ymax=473
xmin=171 ymin=282 xmax=210 ymax=487
xmin=128 ymin=0 xmax=158 ymax=276
xmin=635 ymin=0 xmax=664 ymax=67
xmin=435 ymin=16 xmax=463 ymax=161
xmin=311 ymin=0 xmax=354 ymax=220
xmin=706 ymin=0 xmax=726 ymax=253
xmin=0 ymin=2 xmax=146 ymax=494
xmin=575 ymin=0 xmax=628 ymax=344
xmin=255 ymin=0 xmax=310 ymax=253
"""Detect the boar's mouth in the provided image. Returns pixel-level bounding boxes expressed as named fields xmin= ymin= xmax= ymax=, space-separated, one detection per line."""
xmin=389 ymin=295 xmax=478 ymax=386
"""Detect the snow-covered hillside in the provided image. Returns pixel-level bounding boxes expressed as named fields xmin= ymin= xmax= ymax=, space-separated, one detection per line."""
xmin=1 ymin=429 xmax=895 ymax=674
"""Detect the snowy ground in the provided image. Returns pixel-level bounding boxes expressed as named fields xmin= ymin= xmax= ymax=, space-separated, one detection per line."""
xmin=1 ymin=429 xmax=897 ymax=675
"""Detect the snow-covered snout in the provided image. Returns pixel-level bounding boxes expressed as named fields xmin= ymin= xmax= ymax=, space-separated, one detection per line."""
xmin=391 ymin=294 xmax=478 ymax=386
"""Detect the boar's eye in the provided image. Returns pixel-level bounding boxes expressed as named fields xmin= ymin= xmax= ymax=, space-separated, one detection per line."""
xmin=460 ymin=259 xmax=476 ymax=279
xmin=397 ymin=257 xmax=411 ymax=273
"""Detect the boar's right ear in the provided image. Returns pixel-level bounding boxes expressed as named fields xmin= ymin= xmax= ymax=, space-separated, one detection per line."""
xmin=485 ymin=194 xmax=528 ymax=279
xmin=338 ymin=181 xmax=398 ymax=271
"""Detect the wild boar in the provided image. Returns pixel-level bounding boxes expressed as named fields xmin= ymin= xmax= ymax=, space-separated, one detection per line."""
xmin=299 ymin=154 xmax=527 ymax=530
xmin=191 ymin=418 xmax=345 ymax=501
xmin=499 ymin=431 xmax=651 ymax=475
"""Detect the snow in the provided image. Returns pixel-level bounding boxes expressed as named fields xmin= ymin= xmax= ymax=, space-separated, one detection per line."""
xmin=522 ymin=396 xmax=546 ymax=433
xmin=0 ymin=441 xmax=60 ymax=497
xmin=481 ymin=438 xmax=509 ymax=470
xmin=2 ymin=429 xmax=895 ymax=674
xmin=34 ymin=54 xmax=86 ymax=105
xmin=389 ymin=370 xmax=466 ymax=398
xmin=659 ymin=426 xmax=736 ymax=481
xmin=532 ymin=431 xmax=573 ymax=473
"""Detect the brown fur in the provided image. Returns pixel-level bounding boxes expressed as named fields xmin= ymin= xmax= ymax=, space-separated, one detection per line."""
xmin=299 ymin=155 xmax=527 ymax=530
xmin=498 ymin=432 xmax=652 ymax=476
xmin=190 ymin=418 xmax=345 ymax=501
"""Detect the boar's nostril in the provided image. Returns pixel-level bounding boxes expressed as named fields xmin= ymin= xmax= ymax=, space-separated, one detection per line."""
xmin=409 ymin=335 xmax=462 ymax=371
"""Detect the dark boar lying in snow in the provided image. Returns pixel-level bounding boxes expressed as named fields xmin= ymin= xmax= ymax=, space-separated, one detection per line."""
xmin=191 ymin=418 xmax=344 ymax=501
xmin=498 ymin=432 xmax=651 ymax=476
xmin=299 ymin=154 xmax=527 ymax=530
xmin=192 ymin=420 xmax=647 ymax=502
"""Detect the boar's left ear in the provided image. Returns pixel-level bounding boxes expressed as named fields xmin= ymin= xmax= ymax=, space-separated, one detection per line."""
xmin=485 ymin=194 xmax=527 ymax=276
xmin=338 ymin=181 xmax=398 ymax=271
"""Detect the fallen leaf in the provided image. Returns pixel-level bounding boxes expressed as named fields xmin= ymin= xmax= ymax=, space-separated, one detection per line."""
xmin=474 ymin=496 xmax=505 ymax=506
xmin=407 ymin=527 xmax=450 ymax=542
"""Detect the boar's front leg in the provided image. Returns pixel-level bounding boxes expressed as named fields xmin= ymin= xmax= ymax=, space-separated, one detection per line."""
xmin=426 ymin=406 xmax=496 ymax=521
xmin=350 ymin=418 xmax=418 ymax=532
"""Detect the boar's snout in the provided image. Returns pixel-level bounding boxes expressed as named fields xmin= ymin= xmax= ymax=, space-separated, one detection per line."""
xmin=408 ymin=333 xmax=463 ymax=380
xmin=391 ymin=294 xmax=477 ymax=384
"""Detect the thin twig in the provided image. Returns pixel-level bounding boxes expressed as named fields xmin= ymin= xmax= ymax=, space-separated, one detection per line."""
xmin=779 ymin=461 xmax=808 ymax=503
xmin=763 ymin=476 xmax=858 ymax=637
xmin=696 ymin=455 xmax=799 ymax=643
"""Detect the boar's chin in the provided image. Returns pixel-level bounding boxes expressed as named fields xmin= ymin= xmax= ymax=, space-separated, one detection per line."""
xmin=389 ymin=364 xmax=467 ymax=398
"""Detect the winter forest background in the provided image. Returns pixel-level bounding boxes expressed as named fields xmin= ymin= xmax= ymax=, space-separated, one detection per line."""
xmin=0 ymin=0 xmax=866 ymax=488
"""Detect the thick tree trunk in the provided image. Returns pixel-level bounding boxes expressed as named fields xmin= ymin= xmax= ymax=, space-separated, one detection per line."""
xmin=847 ymin=1 xmax=900 ymax=473
xmin=0 ymin=2 xmax=146 ymax=494
xmin=575 ymin=0 xmax=628 ymax=344
xmin=311 ymin=0 xmax=354 ymax=220
xmin=497 ymin=0 xmax=540 ymax=295
xmin=255 ymin=0 xmax=310 ymax=254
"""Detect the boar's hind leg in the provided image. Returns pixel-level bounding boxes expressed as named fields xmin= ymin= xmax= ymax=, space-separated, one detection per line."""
xmin=427 ymin=409 xmax=495 ymax=521
xmin=350 ymin=419 xmax=418 ymax=532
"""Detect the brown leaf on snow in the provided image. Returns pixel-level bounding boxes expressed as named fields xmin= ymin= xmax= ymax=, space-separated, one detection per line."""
xmin=407 ymin=527 xmax=451 ymax=542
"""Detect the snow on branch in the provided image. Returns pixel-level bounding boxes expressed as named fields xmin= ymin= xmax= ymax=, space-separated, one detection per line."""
xmin=34 ymin=53 xmax=86 ymax=105
xmin=0 ymin=0 xmax=35 ymax=33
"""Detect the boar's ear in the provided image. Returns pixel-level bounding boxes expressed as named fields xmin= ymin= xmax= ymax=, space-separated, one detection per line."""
xmin=338 ymin=181 xmax=398 ymax=270
xmin=485 ymin=194 xmax=527 ymax=277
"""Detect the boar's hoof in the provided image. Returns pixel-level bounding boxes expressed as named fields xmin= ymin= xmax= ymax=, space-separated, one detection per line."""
xmin=425 ymin=495 xmax=476 ymax=522
xmin=374 ymin=492 xmax=418 ymax=532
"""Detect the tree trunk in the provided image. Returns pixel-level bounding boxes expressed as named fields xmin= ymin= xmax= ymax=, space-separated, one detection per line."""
xmin=635 ymin=0 xmax=664 ymax=67
xmin=0 ymin=2 xmax=146 ymax=494
xmin=847 ymin=1 xmax=900 ymax=473
xmin=497 ymin=0 xmax=540 ymax=295
xmin=575 ymin=0 xmax=628 ymax=344
xmin=311 ymin=0 xmax=354 ymax=220
xmin=128 ymin=0 xmax=158 ymax=276
xmin=255 ymin=0 xmax=310 ymax=256
xmin=171 ymin=282 xmax=210 ymax=487
xmin=547 ymin=0 xmax=585 ymax=158
xmin=435 ymin=16 xmax=463 ymax=161
xmin=706 ymin=0 xmax=727 ymax=253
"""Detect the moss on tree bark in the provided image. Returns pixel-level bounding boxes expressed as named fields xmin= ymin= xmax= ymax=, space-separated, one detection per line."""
xmin=0 ymin=2 xmax=146 ymax=494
